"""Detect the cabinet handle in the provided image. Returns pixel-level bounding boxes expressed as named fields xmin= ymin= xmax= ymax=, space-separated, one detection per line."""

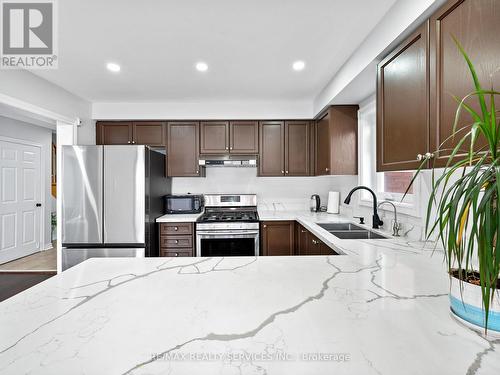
xmin=285 ymin=171 xmax=289 ymax=174
xmin=301 ymin=230 xmax=307 ymax=233
xmin=175 ymin=240 xmax=179 ymax=244
xmin=312 ymin=239 xmax=318 ymax=245
xmin=174 ymin=252 xmax=179 ymax=257
xmin=225 ymin=147 xmax=228 ymax=150
xmin=425 ymin=152 xmax=435 ymax=159
xmin=174 ymin=227 xmax=178 ymax=231
xmin=196 ymin=170 xmax=199 ymax=174
xmin=281 ymin=170 xmax=284 ymax=174
xmin=127 ymin=140 xmax=131 ymax=144
xmin=417 ymin=154 xmax=423 ymax=161
xmin=230 ymin=146 xmax=233 ymax=150
xmin=325 ymin=168 xmax=329 ymax=172
xmin=263 ymin=224 xmax=267 ymax=228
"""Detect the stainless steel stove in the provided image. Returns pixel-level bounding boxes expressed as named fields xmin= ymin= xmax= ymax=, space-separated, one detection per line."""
xmin=196 ymin=194 xmax=259 ymax=257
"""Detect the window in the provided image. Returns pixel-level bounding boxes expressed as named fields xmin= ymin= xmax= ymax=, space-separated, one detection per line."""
xmin=358 ymin=97 xmax=421 ymax=217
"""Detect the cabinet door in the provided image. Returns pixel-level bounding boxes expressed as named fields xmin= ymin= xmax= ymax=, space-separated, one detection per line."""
xmin=96 ymin=122 xmax=132 ymax=145
xmin=430 ymin=0 xmax=499 ymax=166
xmin=307 ymin=234 xmax=333 ymax=255
xmin=258 ymin=121 xmax=284 ymax=176
xmin=230 ymin=121 xmax=259 ymax=154
xmin=200 ymin=122 xmax=229 ymax=154
xmin=309 ymin=123 xmax=316 ymax=175
xmin=285 ymin=121 xmax=310 ymax=176
xmin=296 ymin=224 xmax=309 ymax=255
xmin=132 ymin=122 xmax=166 ymax=146
xmin=377 ymin=24 xmax=429 ymax=171
xmin=167 ymin=122 xmax=201 ymax=177
xmin=261 ymin=221 xmax=295 ymax=256
xmin=315 ymin=112 xmax=331 ymax=175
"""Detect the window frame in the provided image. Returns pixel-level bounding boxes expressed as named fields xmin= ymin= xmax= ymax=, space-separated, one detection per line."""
xmin=357 ymin=96 xmax=422 ymax=218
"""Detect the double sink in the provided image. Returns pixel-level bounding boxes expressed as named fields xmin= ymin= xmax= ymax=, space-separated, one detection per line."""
xmin=316 ymin=223 xmax=388 ymax=240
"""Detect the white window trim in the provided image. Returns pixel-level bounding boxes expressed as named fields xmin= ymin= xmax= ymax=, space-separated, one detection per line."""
xmin=357 ymin=96 xmax=422 ymax=218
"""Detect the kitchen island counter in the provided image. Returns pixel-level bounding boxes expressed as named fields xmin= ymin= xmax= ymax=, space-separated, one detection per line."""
xmin=1 ymin=242 xmax=499 ymax=374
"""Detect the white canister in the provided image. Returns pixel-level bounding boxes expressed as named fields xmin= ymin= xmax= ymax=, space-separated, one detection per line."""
xmin=327 ymin=191 xmax=340 ymax=214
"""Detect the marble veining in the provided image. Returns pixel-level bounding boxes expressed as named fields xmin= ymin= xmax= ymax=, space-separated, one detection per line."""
xmin=1 ymin=211 xmax=499 ymax=374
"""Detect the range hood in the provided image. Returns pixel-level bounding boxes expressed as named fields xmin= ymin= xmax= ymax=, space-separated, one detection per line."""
xmin=198 ymin=156 xmax=257 ymax=168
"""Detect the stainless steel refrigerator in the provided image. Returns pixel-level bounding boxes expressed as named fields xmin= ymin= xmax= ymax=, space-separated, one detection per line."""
xmin=61 ymin=145 xmax=170 ymax=270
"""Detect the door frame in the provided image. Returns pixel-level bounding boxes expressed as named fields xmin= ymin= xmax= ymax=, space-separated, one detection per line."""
xmin=0 ymin=93 xmax=79 ymax=273
xmin=0 ymin=135 xmax=44 ymax=262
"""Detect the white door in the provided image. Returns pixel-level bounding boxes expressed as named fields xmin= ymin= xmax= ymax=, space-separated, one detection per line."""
xmin=0 ymin=139 xmax=42 ymax=264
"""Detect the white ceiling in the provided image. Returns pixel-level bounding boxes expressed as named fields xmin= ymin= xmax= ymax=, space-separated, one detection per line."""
xmin=34 ymin=0 xmax=398 ymax=103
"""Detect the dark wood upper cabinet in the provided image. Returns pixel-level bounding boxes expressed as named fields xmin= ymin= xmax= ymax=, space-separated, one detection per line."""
xmin=285 ymin=121 xmax=310 ymax=176
xmin=429 ymin=0 xmax=499 ymax=167
xmin=200 ymin=122 xmax=229 ymax=154
xmin=96 ymin=122 xmax=132 ymax=145
xmin=259 ymin=121 xmax=285 ymax=176
xmin=97 ymin=121 xmax=166 ymax=146
xmin=315 ymin=106 xmax=358 ymax=176
xmin=132 ymin=122 xmax=166 ymax=146
xmin=230 ymin=121 xmax=259 ymax=154
xmin=200 ymin=121 xmax=258 ymax=154
xmin=377 ymin=23 xmax=429 ymax=171
xmin=259 ymin=121 xmax=314 ymax=177
xmin=261 ymin=221 xmax=295 ymax=256
xmin=167 ymin=122 xmax=202 ymax=177
xmin=315 ymin=112 xmax=331 ymax=175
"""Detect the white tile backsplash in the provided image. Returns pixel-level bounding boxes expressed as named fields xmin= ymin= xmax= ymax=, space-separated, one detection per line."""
xmin=171 ymin=168 xmax=345 ymax=210
xmin=171 ymin=168 xmax=429 ymax=241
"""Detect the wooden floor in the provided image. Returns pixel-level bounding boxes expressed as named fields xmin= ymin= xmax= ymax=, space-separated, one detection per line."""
xmin=0 ymin=272 xmax=55 ymax=302
xmin=0 ymin=246 xmax=56 ymax=271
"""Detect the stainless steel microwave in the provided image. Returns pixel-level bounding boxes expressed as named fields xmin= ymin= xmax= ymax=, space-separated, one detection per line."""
xmin=164 ymin=194 xmax=204 ymax=214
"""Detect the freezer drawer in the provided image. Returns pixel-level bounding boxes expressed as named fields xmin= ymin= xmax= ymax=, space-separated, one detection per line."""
xmin=62 ymin=247 xmax=145 ymax=271
xmin=61 ymin=146 xmax=103 ymax=245
xmin=104 ymin=146 xmax=145 ymax=244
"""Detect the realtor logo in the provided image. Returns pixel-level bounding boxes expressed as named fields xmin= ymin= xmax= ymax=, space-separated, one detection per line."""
xmin=1 ymin=0 xmax=58 ymax=68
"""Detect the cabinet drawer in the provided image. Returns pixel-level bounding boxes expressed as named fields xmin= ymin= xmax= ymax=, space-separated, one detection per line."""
xmin=161 ymin=250 xmax=193 ymax=257
xmin=160 ymin=235 xmax=192 ymax=248
xmin=160 ymin=223 xmax=193 ymax=235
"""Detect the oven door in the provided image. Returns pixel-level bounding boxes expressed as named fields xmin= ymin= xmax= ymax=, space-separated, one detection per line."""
xmin=196 ymin=230 xmax=259 ymax=257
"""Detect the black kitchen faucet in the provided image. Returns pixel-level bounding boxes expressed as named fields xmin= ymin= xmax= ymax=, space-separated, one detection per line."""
xmin=344 ymin=186 xmax=384 ymax=229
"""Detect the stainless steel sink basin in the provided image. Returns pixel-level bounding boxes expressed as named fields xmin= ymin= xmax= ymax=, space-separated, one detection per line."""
xmin=329 ymin=230 xmax=388 ymax=240
xmin=317 ymin=223 xmax=364 ymax=231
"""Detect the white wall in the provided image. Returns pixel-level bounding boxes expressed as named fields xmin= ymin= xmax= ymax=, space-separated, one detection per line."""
xmin=0 ymin=116 xmax=53 ymax=249
xmin=92 ymin=100 xmax=313 ymax=120
xmin=171 ymin=168 xmax=344 ymax=211
xmin=314 ymin=0 xmax=446 ymax=113
xmin=0 ymin=70 xmax=93 ymax=144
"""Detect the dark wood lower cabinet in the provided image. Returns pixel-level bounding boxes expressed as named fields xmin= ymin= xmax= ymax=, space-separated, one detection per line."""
xmin=295 ymin=223 xmax=338 ymax=256
xmin=159 ymin=223 xmax=194 ymax=257
xmin=262 ymin=221 xmax=338 ymax=256
xmin=261 ymin=221 xmax=295 ymax=256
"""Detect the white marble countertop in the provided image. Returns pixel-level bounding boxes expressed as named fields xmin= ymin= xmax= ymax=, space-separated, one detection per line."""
xmin=156 ymin=212 xmax=202 ymax=223
xmin=1 ymin=212 xmax=499 ymax=374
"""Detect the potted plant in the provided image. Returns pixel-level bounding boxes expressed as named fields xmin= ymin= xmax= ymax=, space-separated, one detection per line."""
xmin=409 ymin=38 xmax=499 ymax=334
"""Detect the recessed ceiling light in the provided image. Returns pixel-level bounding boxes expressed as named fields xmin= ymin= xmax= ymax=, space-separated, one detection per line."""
xmin=195 ymin=62 xmax=208 ymax=72
xmin=106 ymin=62 xmax=121 ymax=72
xmin=292 ymin=60 xmax=306 ymax=71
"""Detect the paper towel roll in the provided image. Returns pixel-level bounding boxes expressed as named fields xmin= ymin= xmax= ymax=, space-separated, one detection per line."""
xmin=327 ymin=191 xmax=340 ymax=214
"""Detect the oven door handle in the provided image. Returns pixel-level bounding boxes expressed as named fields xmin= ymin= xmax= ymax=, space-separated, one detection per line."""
xmin=196 ymin=231 xmax=259 ymax=236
